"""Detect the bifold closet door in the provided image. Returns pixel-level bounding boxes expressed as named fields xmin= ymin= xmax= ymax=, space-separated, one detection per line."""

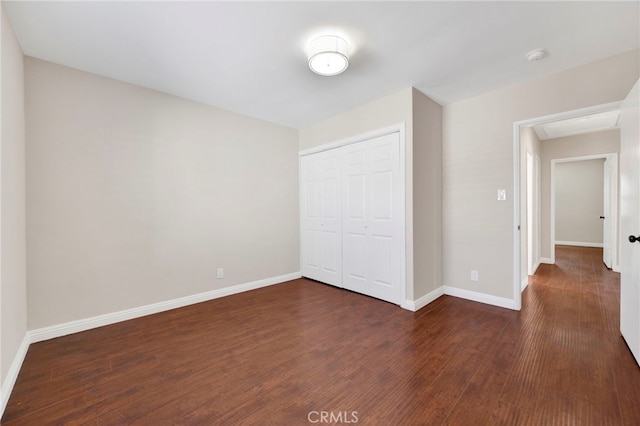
xmin=300 ymin=149 xmax=342 ymax=286
xmin=342 ymin=133 xmax=401 ymax=304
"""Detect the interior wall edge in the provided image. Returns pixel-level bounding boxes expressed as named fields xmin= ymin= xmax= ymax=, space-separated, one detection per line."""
xmin=401 ymin=286 xmax=444 ymax=312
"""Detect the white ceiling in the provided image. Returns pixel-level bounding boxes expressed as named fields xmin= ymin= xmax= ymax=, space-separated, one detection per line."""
xmin=533 ymin=110 xmax=621 ymax=140
xmin=4 ymin=1 xmax=639 ymax=129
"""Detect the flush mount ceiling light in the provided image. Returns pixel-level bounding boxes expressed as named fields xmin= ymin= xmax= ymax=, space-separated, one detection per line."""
xmin=307 ymin=35 xmax=350 ymax=76
xmin=526 ymin=48 xmax=548 ymax=62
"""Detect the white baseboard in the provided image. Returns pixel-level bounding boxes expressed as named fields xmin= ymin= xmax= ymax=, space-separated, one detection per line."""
xmin=532 ymin=261 xmax=540 ymax=275
xmin=521 ymin=277 xmax=529 ymax=292
xmin=555 ymin=241 xmax=603 ymax=248
xmin=1 ymin=334 xmax=30 ymax=416
xmin=443 ymin=286 xmax=516 ymax=310
xmin=1 ymin=272 xmax=301 ymax=418
xmin=403 ymin=285 xmax=517 ymax=311
xmin=613 ymin=264 xmax=621 ymax=273
xmin=540 ymin=257 xmax=553 ymax=264
xmin=401 ymin=286 xmax=444 ymax=312
xmin=29 ymin=272 xmax=301 ymax=343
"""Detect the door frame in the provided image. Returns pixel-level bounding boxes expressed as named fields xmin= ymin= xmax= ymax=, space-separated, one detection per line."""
xmin=526 ymin=151 xmax=535 ymax=276
xmin=536 ymin=155 xmax=542 ymax=273
xmin=550 ymin=153 xmax=618 ymax=267
xmin=299 ymin=123 xmax=408 ymax=307
xmin=512 ymin=101 xmax=622 ymax=310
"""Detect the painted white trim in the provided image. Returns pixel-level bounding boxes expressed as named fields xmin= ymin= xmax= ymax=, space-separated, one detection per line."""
xmin=532 ymin=262 xmax=541 ymax=275
xmin=521 ymin=277 xmax=529 ymax=292
xmin=553 ymin=153 xmax=617 ymax=164
xmin=513 ymin=101 xmax=623 ymax=313
xmin=401 ymin=287 xmax=444 ymax=312
xmin=512 ymin=119 xmax=521 ymax=310
xmin=540 ymin=257 xmax=554 ymax=264
xmin=555 ymin=241 xmax=604 ymax=248
xmin=526 ymin=151 xmax=535 ymax=276
xmin=443 ymin=286 xmax=516 ymax=310
xmin=515 ymin=102 xmax=623 ymax=129
xmin=0 ymin=334 xmax=29 ymax=416
xmin=399 ymin=125 xmax=408 ymax=311
xmin=298 ymin=123 xmax=405 ymax=157
xmin=536 ymin=155 xmax=542 ymax=270
xmin=29 ymin=272 xmax=301 ymax=343
xmin=613 ymin=264 xmax=621 ymax=273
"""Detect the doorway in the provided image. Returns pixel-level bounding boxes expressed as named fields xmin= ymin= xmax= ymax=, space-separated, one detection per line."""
xmin=551 ymin=154 xmax=618 ymax=269
xmin=512 ymin=101 xmax=622 ymax=309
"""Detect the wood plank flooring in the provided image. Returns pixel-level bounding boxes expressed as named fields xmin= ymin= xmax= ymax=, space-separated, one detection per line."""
xmin=3 ymin=246 xmax=639 ymax=425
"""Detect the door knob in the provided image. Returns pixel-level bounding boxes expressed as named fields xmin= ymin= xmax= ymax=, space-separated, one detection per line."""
xmin=629 ymin=235 xmax=640 ymax=243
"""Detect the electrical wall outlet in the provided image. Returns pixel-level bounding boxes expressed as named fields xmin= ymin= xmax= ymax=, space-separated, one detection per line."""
xmin=470 ymin=270 xmax=479 ymax=282
xmin=217 ymin=268 xmax=224 ymax=279
xmin=497 ymin=189 xmax=507 ymax=201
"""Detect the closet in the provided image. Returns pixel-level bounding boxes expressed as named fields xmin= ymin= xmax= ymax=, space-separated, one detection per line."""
xmin=300 ymin=131 xmax=403 ymax=305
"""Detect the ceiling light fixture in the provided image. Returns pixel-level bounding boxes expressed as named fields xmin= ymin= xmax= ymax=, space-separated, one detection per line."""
xmin=526 ymin=48 xmax=548 ymax=62
xmin=307 ymin=35 xmax=350 ymax=76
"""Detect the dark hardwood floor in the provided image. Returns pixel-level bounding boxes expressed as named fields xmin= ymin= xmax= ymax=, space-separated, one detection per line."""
xmin=3 ymin=246 xmax=639 ymax=425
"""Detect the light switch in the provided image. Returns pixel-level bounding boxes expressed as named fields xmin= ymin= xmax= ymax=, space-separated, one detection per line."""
xmin=497 ymin=189 xmax=507 ymax=201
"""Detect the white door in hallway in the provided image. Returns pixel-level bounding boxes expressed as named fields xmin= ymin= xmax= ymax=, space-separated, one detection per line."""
xmin=600 ymin=156 xmax=618 ymax=269
xmin=342 ymin=133 xmax=401 ymax=304
xmin=300 ymin=149 xmax=342 ymax=286
xmin=620 ymin=79 xmax=640 ymax=365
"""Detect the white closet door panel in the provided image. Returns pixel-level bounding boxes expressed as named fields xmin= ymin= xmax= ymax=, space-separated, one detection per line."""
xmin=346 ymin=175 xmax=366 ymax=219
xmin=342 ymin=140 xmax=369 ymax=294
xmin=370 ymin=235 xmax=394 ymax=299
xmin=343 ymin=232 xmax=368 ymax=294
xmin=368 ymin=133 xmax=401 ymax=304
xmin=303 ymin=229 xmax=321 ymax=274
xmin=319 ymin=149 xmax=342 ymax=286
xmin=372 ymin=172 xmax=393 ymax=220
xmin=302 ymin=130 xmax=402 ymax=304
xmin=301 ymin=149 xmax=342 ymax=287
xmin=301 ymin=155 xmax=323 ymax=281
xmin=342 ymin=133 xmax=401 ymax=304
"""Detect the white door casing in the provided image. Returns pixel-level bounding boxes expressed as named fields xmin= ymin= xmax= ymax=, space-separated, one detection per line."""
xmin=620 ymin=79 xmax=640 ymax=366
xmin=527 ymin=152 xmax=534 ymax=275
xmin=536 ymin=155 xmax=542 ymax=270
xmin=603 ymin=158 xmax=610 ymax=267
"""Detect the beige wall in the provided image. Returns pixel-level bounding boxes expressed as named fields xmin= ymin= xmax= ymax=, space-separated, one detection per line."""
xmin=555 ymin=159 xmax=605 ymax=244
xmin=25 ymin=58 xmax=300 ymax=329
xmin=412 ymin=89 xmax=443 ymax=298
xmin=519 ymin=127 xmax=541 ymax=282
xmin=299 ymin=88 xmax=413 ymax=151
xmin=540 ymin=129 xmax=620 ymax=259
xmin=1 ymin=5 xmax=28 ymax=386
xmin=443 ymin=50 xmax=638 ymax=300
xmin=299 ymin=87 xmax=443 ymax=303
